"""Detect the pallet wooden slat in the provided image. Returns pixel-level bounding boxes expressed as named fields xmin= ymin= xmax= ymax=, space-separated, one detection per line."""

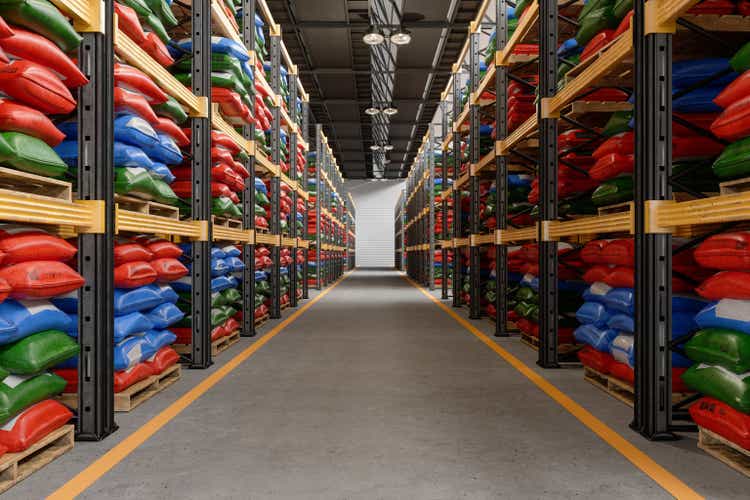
xmin=212 ymin=330 xmax=240 ymax=356
xmin=698 ymin=427 xmax=750 ymax=478
xmin=0 ymin=424 xmax=74 ymax=494
xmin=115 ymin=364 xmax=181 ymax=412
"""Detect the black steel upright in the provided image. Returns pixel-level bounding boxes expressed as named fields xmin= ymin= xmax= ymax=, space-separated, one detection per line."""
xmin=269 ymin=30 xmax=282 ymax=318
xmin=452 ymin=69 xmax=463 ymax=307
xmin=468 ymin=30 xmax=482 ymax=319
xmin=494 ymin=0 xmax=510 ymax=337
xmin=632 ymin=0 xmax=675 ymax=440
xmin=76 ymin=5 xmax=116 ymax=440
xmin=241 ymin=0 xmax=257 ymax=337
xmin=315 ymin=125 xmax=322 ymax=290
xmin=289 ymin=70 xmax=299 ymax=307
xmin=537 ymin=0 xmax=560 ymax=367
xmin=441 ymin=101 xmax=449 ymax=300
xmin=190 ymin=0 xmax=213 ymax=368
xmin=302 ymin=101 xmax=310 ymax=299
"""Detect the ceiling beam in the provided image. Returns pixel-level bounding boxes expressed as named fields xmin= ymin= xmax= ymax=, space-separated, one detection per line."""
xmin=292 ymin=21 xmax=468 ymax=29
xmin=300 ymin=67 xmax=439 ymax=75
xmin=324 ymin=98 xmax=429 ymax=104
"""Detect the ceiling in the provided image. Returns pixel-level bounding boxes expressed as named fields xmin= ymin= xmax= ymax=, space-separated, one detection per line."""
xmin=268 ymin=0 xmax=482 ymax=179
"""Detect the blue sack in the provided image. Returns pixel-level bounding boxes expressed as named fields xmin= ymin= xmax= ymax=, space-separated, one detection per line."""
xmin=156 ymin=285 xmax=179 ymax=304
xmin=602 ymin=288 xmax=634 ymax=315
xmin=211 ymin=258 xmax=229 ymax=277
xmin=558 ymin=37 xmax=580 ymax=57
xmin=149 ymin=162 xmax=176 ymax=184
xmin=607 ymin=313 xmax=634 ymax=333
xmin=673 ymin=86 xmax=723 ymax=113
xmin=114 ymin=334 xmax=156 ymax=371
xmin=0 ymin=300 xmax=68 ymax=344
xmin=582 ymin=282 xmax=612 ymax=303
xmin=574 ymin=324 xmax=619 ymax=352
xmin=211 ymin=247 xmax=227 ymax=259
xmin=255 ymin=270 xmax=267 ymax=281
xmin=695 ymin=299 xmax=750 ymax=334
xmin=141 ymin=132 xmax=183 ymax=165
xmin=220 ymin=245 xmax=241 ymax=258
xmin=143 ymin=303 xmax=184 ymax=329
xmin=673 ymin=58 xmax=735 ymax=89
xmin=170 ymin=276 xmax=191 ymax=293
xmin=114 ymin=114 xmax=160 ymax=149
xmin=673 ymin=295 xmax=709 ymax=313
xmin=575 ymin=302 xmax=611 ymax=327
xmin=508 ymin=174 xmax=532 ymax=188
xmin=53 ymin=140 xmax=78 ymax=167
xmin=225 ymin=256 xmax=245 ymax=272
xmin=254 ymin=177 xmax=267 ymax=194
xmin=145 ymin=329 xmax=177 ymax=351
xmin=610 ymin=333 xmax=635 ymax=366
xmin=113 ymin=142 xmax=156 ymax=169
xmin=50 ymin=291 xmax=78 ymax=313
xmin=113 ymin=285 xmax=164 ymax=315
xmin=64 ymin=313 xmax=77 ymax=336
xmin=114 ymin=312 xmax=154 ymax=342
xmin=211 ymin=275 xmax=234 ymax=292
xmin=174 ymin=37 xmax=249 ymax=62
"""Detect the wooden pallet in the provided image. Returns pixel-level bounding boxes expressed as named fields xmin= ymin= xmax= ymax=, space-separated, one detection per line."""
xmin=584 ymin=366 xmax=692 ymax=408
xmin=115 ymin=363 xmax=181 ymax=412
xmin=254 ymin=313 xmax=269 ymax=326
xmin=212 ymin=329 xmax=240 ymax=356
xmin=698 ymin=427 xmax=750 ymax=478
xmin=0 ymin=166 xmax=72 ymax=201
xmin=0 ymin=424 xmax=74 ymax=494
xmin=597 ymin=201 xmax=633 ymax=216
xmin=115 ymin=194 xmax=180 ymax=219
xmin=212 ymin=215 xmax=243 ymax=229
xmin=719 ymin=177 xmax=750 ymax=195
xmin=520 ymin=332 xmax=581 ymax=357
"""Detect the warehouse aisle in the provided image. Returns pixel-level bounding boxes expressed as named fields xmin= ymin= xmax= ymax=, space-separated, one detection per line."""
xmin=11 ymin=270 xmax=747 ymax=499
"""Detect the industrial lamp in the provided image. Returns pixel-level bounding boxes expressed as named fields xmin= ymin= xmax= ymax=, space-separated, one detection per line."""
xmin=390 ymin=27 xmax=412 ymax=45
xmin=363 ymin=26 xmax=385 ymax=45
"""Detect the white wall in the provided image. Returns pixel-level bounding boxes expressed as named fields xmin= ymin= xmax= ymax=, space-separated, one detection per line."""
xmin=345 ymin=180 xmax=405 ymax=268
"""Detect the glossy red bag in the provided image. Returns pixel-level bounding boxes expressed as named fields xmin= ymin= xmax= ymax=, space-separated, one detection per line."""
xmin=114 ymin=87 xmax=159 ymax=124
xmin=150 ymin=258 xmax=188 ymax=282
xmin=0 ymin=15 xmax=13 ymax=38
xmin=114 ymin=261 xmax=157 ymax=288
xmin=582 ymin=264 xmax=613 ymax=283
xmin=114 ymin=241 xmax=153 ymax=265
xmin=695 ymin=232 xmax=750 ymax=271
xmin=114 ymin=3 xmax=147 ymax=43
xmin=0 ymin=61 xmax=75 ymax=114
xmin=144 ymin=346 xmax=179 ymax=374
xmin=170 ymin=327 xmax=191 ymax=344
xmin=0 ymin=277 xmax=10 ymax=304
xmin=213 ymin=87 xmax=251 ymax=122
xmin=53 ymin=368 xmax=77 ymax=393
xmin=697 ymin=271 xmax=750 ymax=300
xmin=599 ymin=238 xmax=633 ymax=266
xmin=689 ymin=397 xmax=750 ymax=451
xmin=673 ymin=134 xmax=725 ymax=160
xmin=715 ymin=70 xmax=750 ymax=108
xmin=687 ymin=0 xmax=735 ymax=14
xmin=710 ymin=95 xmax=750 ymax=141
xmin=580 ymin=30 xmax=614 ymax=61
xmin=114 ymin=63 xmax=168 ymax=104
xmin=0 ymin=100 xmax=65 ymax=146
xmin=210 ymin=130 xmax=241 ymax=154
xmin=134 ymin=237 xmax=183 ymax=259
xmin=592 ymin=131 xmax=633 ymax=159
xmin=0 ymin=400 xmax=71 ymax=452
xmin=210 ymin=324 xmax=226 ymax=341
xmin=153 ymin=117 xmax=190 ymax=147
xmin=613 ymin=11 xmax=634 ymax=38
xmin=0 ymin=28 xmax=88 ymax=88
xmin=577 ymin=345 xmax=614 ymax=374
xmin=0 ymin=261 xmax=84 ymax=299
xmin=590 ymin=153 xmax=633 ymax=181
xmin=0 ymin=227 xmax=77 ymax=264
xmin=559 ymin=128 xmax=601 ymax=152
xmin=141 ymin=33 xmax=174 ymax=67
xmin=114 ymin=363 xmax=154 ymax=392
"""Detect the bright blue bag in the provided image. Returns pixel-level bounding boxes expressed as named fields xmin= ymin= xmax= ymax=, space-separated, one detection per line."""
xmin=255 ymin=270 xmax=267 ymax=281
xmin=211 ymin=247 xmax=227 ymax=259
xmin=695 ymin=299 xmax=750 ymax=334
xmin=145 ymin=329 xmax=177 ymax=351
xmin=141 ymin=133 xmax=183 ymax=165
xmin=225 ymin=256 xmax=245 ymax=272
xmin=174 ymin=37 xmax=249 ymax=62
xmin=211 ymin=275 xmax=234 ymax=292
xmin=114 ymin=334 xmax=156 ymax=371
xmin=156 ymin=285 xmax=179 ymax=304
xmin=211 ymin=258 xmax=229 ymax=277
xmin=575 ymin=302 xmax=611 ymax=327
xmin=602 ymin=288 xmax=634 ymax=315
xmin=64 ymin=313 xmax=77 ymax=336
xmin=114 ymin=312 xmax=154 ymax=342
xmin=220 ymin=245 xmax=241 ymax=257
xmin=607 ymin=313 xmax=634 ymax=333
xmin=144 ymin=303 xmax=184 ymax=329
xmin=113 ymin=285 xmax=164 ymax=315
xmin=0 ymin=300 xmax=68 ymax=344
xmin=114 ymin=114 xmax=160 ymax=149
xmin=50 ymin=291 xmax=78 ymax=313
xmin=582 ymin=282 xmax=612 ymax=303
xmin=254 ymin=177 xmax=267 ymax=194
xmin=149 ymin=162 xmax=176 ymax=183
xmin=574 ymin=324 xmax=619 ymax=352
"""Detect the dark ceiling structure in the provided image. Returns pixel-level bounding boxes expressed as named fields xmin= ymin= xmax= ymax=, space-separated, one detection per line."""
xmin=268 ymin=0 xmax=483 ymax=179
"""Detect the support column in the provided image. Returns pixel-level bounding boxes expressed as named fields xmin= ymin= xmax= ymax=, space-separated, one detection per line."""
xmin=468 ymin=30 xmax=482 ymax=319
xmin=269 ymin=30 xmax=282 ymax=318
xmin=495 ymin=0 xmax=510 ymax=337
xmin=302 ymin=102 xmax=310 ymax=299
xmin=452 ymin=69 xmax=463 ymax=307
xmin=241 ymin=0 xmax=256 ymax=337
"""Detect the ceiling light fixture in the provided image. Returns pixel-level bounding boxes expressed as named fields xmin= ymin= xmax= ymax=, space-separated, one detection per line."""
xmin=383 ymin=107 xmax=398 ymax=116
xmin=363 ymin=26 xmax=385 ymax=45
xmin=390 ymin=27 xmax=412 ymax=45
xmin=369 ymin=144 xmax=380 ymax=151
xmin=383 ymin=144 xmax=394 ymax=151
xmin=365 ymin=107 xmax=380 ymax=116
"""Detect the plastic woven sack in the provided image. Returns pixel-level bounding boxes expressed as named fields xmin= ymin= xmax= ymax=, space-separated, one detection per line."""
xmin=689 ymin=397 xmax=750 ymax=451
xmin=577 ymin=345 xmax=615 ymax=373
xmin=114 ymin=261 xmax=157 ymax=289
xmin=151 ymin=258 xmax=188 ymax=282
xmin=143 ymin=302 xmax=184 ymax=329
xmin=144 ymin=346 xmax=179 ymax=374
xmin=695 ymin=299 xmax=750 ymax=334
xmin=0 ymin=399 xmax=71 ymax=452
xmin=681 ymin=363 xmax=750 ymax=413
xmin=0 ymin=330 xmax=77 ymax=374
xmin=0 ymin=226 xmax=76 ymax=264
xmin=574 ymin=324 xmax=619 ymax=352
xmin=575 ymin=301 xmax=611 ymax=327
xmin=0 ymin=60 xmax=74 ymax=114
xmin=685 ymin=328 xmax=750 ymax=373
xmin=144 ymin=329 xmax=176 ymax=351
xmin=0 ymin=100 xmax=65 ymax=146
xmin=114 ymin=334 xmax=157 ymax=371
xmin=0 ymin=299 xmax=69 ymax=344
xmin=0 ymin=372 xmax=67 ymax=425
xmin=695 ymin=232 xmax=750 ymax=271
xmin=582 ymin=282 xmax=612 ymax=303
xmin=0 ymin=131 xmax=68 ymax=178
xmin=697 ymin=271 xmax=750 ymax=300
xmin=113 ymin=285 xmax=164 ymax=315
xmin=0 ymin=0 xmax=82 ymax=52
xmin=114 ymin=363 xmax=153 ymax=392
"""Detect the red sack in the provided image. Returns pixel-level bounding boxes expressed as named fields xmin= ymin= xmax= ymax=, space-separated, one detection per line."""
xmin=114 ymin=87 xmax=159 ymax=124
xmin=0 ymin=400 xmax=72 ymax=452
xmin=114 ymin=261 xmax=157 ymax=288
xmin=0 ymin=61 xmax=75 ymax=114
xmin=710 ymin=95 xmax=750 ymax=142
xmin=577 ymin=345 xmax=614 ymax=374
xmin=0 ymin=99 xmax=66 ymax=146
xmin=150 ymin=258 xmax=188 ymax=282
xmin=687 ymin=0 xmax=736 ymax=14
xmin=613 ymin=11 xmax=634 ymax=38
xmin=135 ymin=237 xmax=183 ymax=259
xmin=593 ymin=132 xmax=633 ymax=159
xmin=223 ymin=317 xmax=240 ymax=333
xmin=599 ymin=238 xmax=633 ymax=266
xmin=608 ymin=360 xmax=634 ymax=385
xmin=580 ymin=30 xmax=614 ymax=61
xmin=141 ymin=33 xmax=174 ymax=67
xmin=0 ymin=28 xmax=88 ymax=88
xmin=589 ymin=153 xmax=633 ymax=181
xmin=603 ymin=266 xmax=694 ymax=291
xmin=144 ymin=346 xmax=179 ymax=374
xmin=559 ymin=128 xmax=601 ymax=152
xmin=114 ymin=3 xmax=147 ymax=43
xmin=0 ymin=227 xmax=77 ymax=264
xmin=114 ymin=241 xmax=153 ymax=265
xmin=153 ymin=117 xmax=190 ymax=147
xmin=213 ymin=88 xmax=251 ymax=122
xmin=580 ymin=239 xmax=609 ymax=263
xmin=715 ymin=70 xmax=750 ymax=109
xmin=0 ymin=261 xmax=84 ymax=299
xmin=114 ymin=363 xmax=154 ymax=392
xmin=0 ymin=277 xmax=10 ymax=304
xmin=696 ymin=271 xmax=750 ymax=300
xmin=209 ymin=130 xmax=241 ymax=154
xmin=689 ymin=397 xmax=750 ymax=451
xmin=672 ymin=134 xmax=725 ymax=160
xmin=170 ymin=327 xmax=191 ymax=344
xmin=582 ymin=264 xmax=613 ymax=283
xmin=211 ymin=324 xmax=226 ymax=341
xmin=694 ymin=232 xmax=750 ymax=271
xmin=114 ymin=63 xmax=168 ymax=104
xmin=0 ymin=14 xmax=14 ymax=38
xmin=53 ymin=368 xmax=77 ymax=393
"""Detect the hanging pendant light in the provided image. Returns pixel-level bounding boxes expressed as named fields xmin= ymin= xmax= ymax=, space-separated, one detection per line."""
xmin=390 ymin=27 xmax=412 ymax=45
xmin=363 ymin=26 xmax=385 ymax=45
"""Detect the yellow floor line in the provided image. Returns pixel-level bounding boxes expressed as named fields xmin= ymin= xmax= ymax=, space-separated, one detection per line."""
xmin=48 ymin=273 xmax=351 ymax=500
xmin=403 ymin=275 xmax=703 ymax=500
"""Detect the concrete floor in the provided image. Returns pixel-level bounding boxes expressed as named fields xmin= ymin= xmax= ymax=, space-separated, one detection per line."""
xmin=8 ymin=269 xmax=750 ymax=499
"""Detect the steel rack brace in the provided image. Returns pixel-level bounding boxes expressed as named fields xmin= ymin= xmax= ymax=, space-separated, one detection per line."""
xmin=468 ymin=27 xmax=482 ymax=319
xmin=302 ymin=101 xmax=310 ymax=299
xmin=289 ymin=69 xmax=299 ymax=307
xmin=241 ymin=0 xmax=257 ymax=337
xmin=429 ymin=138 xmax=436 ymax=290
xmin=270 ymin=30 xmax=282 ymax=318
xmin=537 ymin=0 xmax=560 ymax=368
xmin=495 ymin=0 xmax=510 ymax=338
xmin=452 ymin=69 xmax=463 ymax=308
xmin=315 ymin=125 xmax=322 ymax=290
xmin=631 ymin=0 xmax=676 ymax=441
xmin=76 ymin=3 xmax=116 ymax=440
xmin=190 ymin=0 xmax=213 ymax=369
xmin=440 ymin=101 xmax=450 ymax=299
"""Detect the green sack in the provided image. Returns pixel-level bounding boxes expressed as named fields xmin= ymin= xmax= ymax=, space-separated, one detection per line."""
xmin=515 ymin=0 xmax=531 ymax=19
xmin=0 ymin=372 xmax=67 ymax=425
xmin=576 ymin=7 xmax=617 ymax=46
xmin=152 ymin=178 xmax=179 ymax=205
xmin=730 ymin=41 xmax=750 ymax=73
xmin=221 ymin=305 xmax=237 ymax=318
xmin=0 ymin=0 xmax=82 ymax=52
xmin=612 ymin=0 xmax=632 ymax=22
xmin=222 ymin=287 xmax=242 ymax=304
xmin=256 ymin=280 xmax=271 ymax=296
xmin=119 ymin=0 xmax=152 ymax=17
xmin=213 ymin=196 xmax=236 ymax=217
xmin=681 ymin=363 xmax=750 ymax=413
xmin=255 ymin=191 xmax=270 ymax=206
xmin=0 ymin=132 xmax=68 ymax=178
xmin=144 ymin=0 xmax=178 ymax=28
xmin=591 ymin=176 xmax=633 ymax=206
xmin=254 ymin=203 xmax=267 ymax=216
xmin=515 ymin=287 xmax=538 ymax=304
xmin=578 ymin=0 xmax=613 ymax=20
xmin=254 ymin=294 xmax=264 ymax=308
xmin=712 ymin=136 xmax=750 ymax=180
xmin=175 ymin=72 xmax=249 ymax=100
xmin=144 ymin=12 xmax=170 ymax=43
xmin=514 ymin=301 xmax=537 ymax=320
xmin=211 ymin=291 xmax=228 ymax=307
xmin=115 ymin=167 xmax=160 ymax=200
xmin=153 ymin=96 xmax=189 ymax=124
xmin=0 ymin=330 xmax=78 ymax=375
xmin=685 ymin=328 xmax=750 ymax=373
xmin=602 ymin=110 xmax=633 ymax=137
xmin=211 ymin=307 xmax=230 ymax=327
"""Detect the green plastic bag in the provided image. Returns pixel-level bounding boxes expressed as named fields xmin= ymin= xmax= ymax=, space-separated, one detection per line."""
xmin=0 ymin=132 xmax=68 ymax=178
xmin=602 ymin=111 xmax=633 ymax=137
xmin=515 ymin=287 xmax=538 ymax=304
xmin=254 ymin=203 xmax=267 ymax=216
xmin=612 ymin=0 xmax=632 ymax=22
xmin=685 ymin=328 xmax=750 ymax=373
xmin=576 ymin=7 xmax=617 ymax=46
xmin=211 ymin=291 xmax=228 ymax=307
xmin=152 ymin=178 xmax=179 ymax=205
xmin=153 ymin=96 xmax=189 ymax=124
xmin=256 ymin=191 xmax=270 ymax=206
xmin=144 ymin=12 xmax=170 ymax=43
xmin=254 ymin=294 xmax=264 ymax=308
xmin=222 ymin=287 xmax=242 ymax=304
xmin=578 ymin=0 xmax=613 ymax=20
xmin=515 ymin=0 xmax=531 ymax=19
xmin=221 ymin=305 xmax=237 ymax=318
xmin=211 ymin=307 xmax=230 ymax=327
xmin=144 ymin=0 xmax=178 ymax=28
xmin=115 ymin=167 xmax=159 ymax=199
xmin=0 ymin=0 xmax=82 ymax=51
xmin=213 ymin=197 xmax=242 ymax=217
xmin=514 ymin=301 xmax=537 ymax=320
xmin=0 ymin=330 xmax=78 ymax=375
xmin=712 ymin=136 xmax=750 ymax=180
xmin=175 ymin=72 xmax=249 ymax=100
xmin=730 ymin=41 xmax=750 ymax=73
xmin=591 ymin=176 xmax=633 ymax=205
xmin=681 ymin=363 xmax=750 ymax=413
xmin=0 ymin=372 xmax=67 ymax=425
xmin=256 ymin=280 xmax=271 ymax=296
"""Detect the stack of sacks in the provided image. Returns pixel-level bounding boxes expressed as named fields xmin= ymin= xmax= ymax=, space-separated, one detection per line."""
xmin=255 ymin=245 xmax=271 ymax=320
xmin=114 ymin=0 xmax=176 ymax=66
xmin=484 ymin=6 xmax=539 ymax=71
xmin=253 ymin=13 xmax=267 ymax=63
xmin=0 ymin=4 xmax=88 ymax=182
xmin=295 ymin=196 xmax=305 ymax=236
xmin=306 ymin=248 xmax=318 ymax=287
xmin=459 ymin=248 xmax=470 ymax=305
xmin=506 ymin=174 xmax=534 ymax=227
xmin=485 ymin=250 xmax=497 ymax=316
xmin=435 ymin=192 xmax=453 ymax=240
xmin=505 ymin=245 xmax=526 ymax=326
xmin=295 ymin=248 xmax=304 ymax=300
xmin=254 ymin=177 xmax=270 ymax=231
xmin=575 ymin=237 xmax=707 ymax=386
xmin=506 ymin=77 xmax=537 ymax=132
xmin=685 ymin=232 xmax=750 ymax=447
xmin=295 ymin=139 xmax=305 ymax=179
xmin=279 ymin=247 xmax=293 ymax=307
xmin=510 ymin=242 xmax=585 ymax=344
xmin=480 ymin=181 xmax=496 ymax=232
xmin=0 ymin=225 xmax=81 ymax=451
xmin=711 ymin=41 xmax=750 ymax=181
xmin=279 ymin=182 xmax=294 ymax=235
xmin=434 ymin=250 xmax=453 ymax=289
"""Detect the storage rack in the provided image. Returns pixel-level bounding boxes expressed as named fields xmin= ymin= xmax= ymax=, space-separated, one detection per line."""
xmin=345 ymin=192 xmax=356 ymax=270
xmin=394 ymin=189 xmax=405 ymax=270
xmin=397 ymin=0 xmax=750 ymax=445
